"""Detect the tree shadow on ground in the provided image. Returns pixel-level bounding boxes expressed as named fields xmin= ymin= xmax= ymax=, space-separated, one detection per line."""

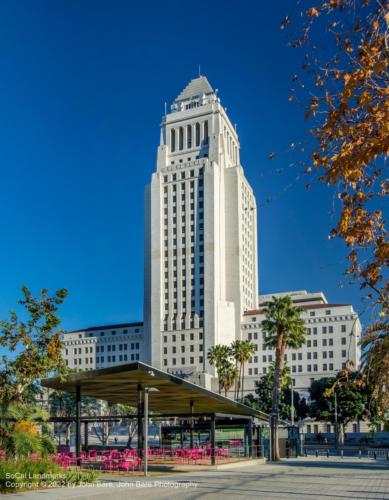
xmin=268 ymin=459 xmax=389 ymax=471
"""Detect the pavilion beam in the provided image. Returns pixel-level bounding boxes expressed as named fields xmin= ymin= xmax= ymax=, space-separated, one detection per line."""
xmin=75 ymin=384 xmax=81 ymax=464
xmin=210 ymin=414 xmax=216 ymax=466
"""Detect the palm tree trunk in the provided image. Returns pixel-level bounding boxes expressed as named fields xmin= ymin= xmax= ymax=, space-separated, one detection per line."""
xmin=241 ymin=362 xmax=245 ymax=400
xmin=237 ymin=363 xmax=242 ymax=401
xmin=234 ymin=360 xmax=239 ymax=400
xmin=271 ymin=333 xmax=285 ymax=461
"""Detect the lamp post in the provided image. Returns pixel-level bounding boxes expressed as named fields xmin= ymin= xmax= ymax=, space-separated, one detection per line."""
xmin=143 ymin=387 xmax=159 ymax=476
xmin=291 ymin=378 xmax=294 ymax=426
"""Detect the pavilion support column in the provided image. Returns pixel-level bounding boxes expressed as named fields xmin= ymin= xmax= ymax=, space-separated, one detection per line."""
xmin=190 ymin=400 xmax=194 ymax=449
xmin=84 ymin=422 xmax=88 ymax=452
xmin=137 ymin=384 xmax=143 ymax=458
xmin=75 ymin=385 xmax=81 ymax=465
xmin=248 ymin=418 xmax=253 ymax=458
xmin=210 ymin=414 xmax=216 ymax=466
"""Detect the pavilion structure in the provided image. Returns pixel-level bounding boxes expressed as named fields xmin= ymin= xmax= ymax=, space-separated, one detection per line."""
xmin=42 ymin=361 xmax=269 ymax=465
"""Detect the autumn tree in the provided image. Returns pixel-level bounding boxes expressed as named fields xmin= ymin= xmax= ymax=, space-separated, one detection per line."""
xmin=0 ymin=287 xmax=68 ymax=404
xmin=281 ymin=0 xmax=388 ymax=418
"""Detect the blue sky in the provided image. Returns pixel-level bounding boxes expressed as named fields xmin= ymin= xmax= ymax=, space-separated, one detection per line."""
xmin=0 ymin=0 xmax=366 ymax=334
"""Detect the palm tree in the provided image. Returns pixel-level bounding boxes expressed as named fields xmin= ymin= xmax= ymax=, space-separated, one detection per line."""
xmin=0 ymin=402 xmax=55 ymax=459
xmin=230 ymin=340 xmax=243 ymax=400
xmin=219 ymin=362 xmax=238 ymax=398
xmin=262 ymin=295 xmax=306 ymax=461
xmin=207 ymin=345 xmax=231 ymax=394
xmin=231 ymin=340 xmax=256 ymax=400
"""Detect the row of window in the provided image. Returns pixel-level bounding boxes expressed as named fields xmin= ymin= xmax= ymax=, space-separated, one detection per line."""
xmin=163 ymin=344 xmax=203 ymax=354
xmin=163 ymin=332 xmax=203 ymax=342
xmin=248 ymin=363 xmax=338 ymax=376
xmin=247 ymin=332 xmax=348 ymax=347
xmin=170 ymin=122 xmax=208 ymax=152
xmin=68 ymin=342 xmax=140 ymax=355
xmin=75 ymin=328 xmax=141 ymax=339
xmin=163 ymin=356 xmax=203 ymax=366
xmin=164 ymin=171 xmax=203 ymax=184
xmin=95 ymin=342 xmax=140 ymax=353
xmin=98 ymin=353 xmax=139 ymax=363
xmin=163 ymin=319 xmax=204 ymax=331
xmin=251 ymin=349 xmax=347 ymax=365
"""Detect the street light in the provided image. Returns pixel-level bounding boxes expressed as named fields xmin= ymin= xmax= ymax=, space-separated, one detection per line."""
xmin=291 ymin=378 xmax=294 ymax=426
xmin=143 ymin=387 xmax=159 ymax=476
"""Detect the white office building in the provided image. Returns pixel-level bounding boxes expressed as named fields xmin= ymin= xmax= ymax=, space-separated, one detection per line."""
xmin=143 ymin=76 xmax=258 ymax=378
xmin=61 ymin=322 xmax=144 ymax=371
xmin=61 ymin=76 xmax=361 ymax=397
xmin=241 ymin=290 xmax=361 ymax=398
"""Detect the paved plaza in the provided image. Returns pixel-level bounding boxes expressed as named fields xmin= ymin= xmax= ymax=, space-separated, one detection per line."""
xmin=6 ymin=457 xmax=389 ymax=499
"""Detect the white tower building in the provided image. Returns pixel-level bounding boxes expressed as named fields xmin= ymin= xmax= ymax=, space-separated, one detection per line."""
xmin=144 ymin=76 xmax=258 ymax=378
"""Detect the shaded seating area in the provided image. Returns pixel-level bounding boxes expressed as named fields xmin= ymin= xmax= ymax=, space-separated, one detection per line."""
xmin=43 ymin=361 xmax=268 ymax=470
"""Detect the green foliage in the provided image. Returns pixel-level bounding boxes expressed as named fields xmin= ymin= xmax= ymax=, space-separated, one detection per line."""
xmin=0 ymin=402 xmax=55 ymax=459
xmin=261 ymin=295 xmax=306 ymax=460
xmin=231 ymin=340 xmax=257 ymax=399
xmin=63 ymin=468 xmax=99 ymax=486
xmin=0 ymin=286 xmax=68 ymax=404
xmin=0 ymin=459 xmax=63 ymax=493
xmin=262 ymin=296 xmax=306 ymax=350
xmin=309 ymin=372 xmax=370 ymax=426
xmin=218 ymin=362 xmax=238 ymax=397
xmin=0 ymin=458 xmax=98 ymax=493
xmin=207 ymin=344 xmax=231 ymax=372
xmin=243 ymin=368 xmax=308 ymax=421
xmin=207 ymin=341 xmax=256 ymax=398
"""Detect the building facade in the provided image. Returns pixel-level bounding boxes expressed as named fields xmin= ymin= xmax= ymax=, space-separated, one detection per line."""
xmin=61 ymin=323 xmax=144 ymax=371
xmin=143 ymin=76 xmax=258 ymax=377
xmin=241 ymin=290 xmax=361 ymax=398
xmin=61 ymin=77 xmax=362 ymax=400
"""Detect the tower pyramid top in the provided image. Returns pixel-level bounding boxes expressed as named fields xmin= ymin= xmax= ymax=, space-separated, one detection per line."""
xmin=174 ymin=76 xmax=214 ymax=103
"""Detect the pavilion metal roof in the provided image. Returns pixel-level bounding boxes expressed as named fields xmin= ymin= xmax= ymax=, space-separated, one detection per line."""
xmin=42 ymin=361 xmax=268 ymax=421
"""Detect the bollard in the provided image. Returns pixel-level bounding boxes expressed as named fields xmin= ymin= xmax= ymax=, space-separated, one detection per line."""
xmin=374 ymin=452 xmax=377 ymax=460
xmin=327 ymin=450 xmax=330 ymax=458
xmin=358 ymin=449 xmax=362 ymax=459
xmin=316 ymin=450 xmax=318 ymax=458
xmin=387 ymin=451 xmax=389 ymax=461
xmin=341 ymin=449 xmax=344 ymax=458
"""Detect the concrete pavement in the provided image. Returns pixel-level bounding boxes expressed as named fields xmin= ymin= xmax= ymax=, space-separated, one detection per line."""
xmin=5 ymin=457 xmax=389 ymax=499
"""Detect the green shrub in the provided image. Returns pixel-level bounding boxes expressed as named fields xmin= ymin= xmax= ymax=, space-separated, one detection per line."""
xmin=63 ymin=469 xmax=99 ymax=485
xmin=0 ymin=459 xmax=64 ymax=493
